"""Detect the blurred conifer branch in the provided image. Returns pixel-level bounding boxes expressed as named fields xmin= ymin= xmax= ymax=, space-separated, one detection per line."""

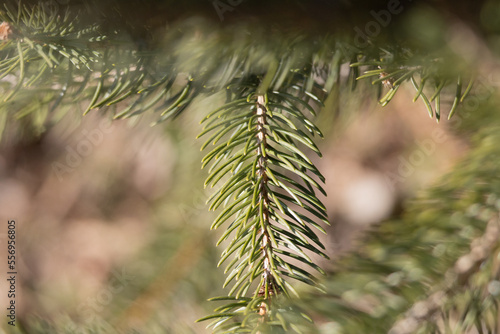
xmin=299 ymin=124 xmax=500 ymax=333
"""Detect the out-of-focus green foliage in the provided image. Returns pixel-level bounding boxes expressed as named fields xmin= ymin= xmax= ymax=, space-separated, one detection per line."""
xmin=300 ymin=95 xmax=500 ymax=333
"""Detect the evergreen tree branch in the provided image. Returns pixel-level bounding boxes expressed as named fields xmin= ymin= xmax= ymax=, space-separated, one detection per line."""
xmin=198 ymin=76 xmax=329 ymax=332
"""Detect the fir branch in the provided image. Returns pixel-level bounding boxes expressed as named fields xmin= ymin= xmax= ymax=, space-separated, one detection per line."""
xmin=198 ymin=78 xmax=329 ymax=332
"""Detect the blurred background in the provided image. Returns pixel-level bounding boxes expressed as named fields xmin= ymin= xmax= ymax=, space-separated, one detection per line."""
xmin=0 ymin=82 xmax=467 ymax=333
